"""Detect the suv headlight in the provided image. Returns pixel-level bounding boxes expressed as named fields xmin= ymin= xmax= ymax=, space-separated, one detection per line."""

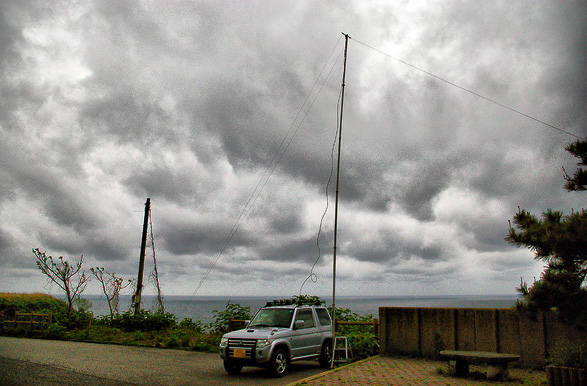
xmin=220 ymin=337 xmax=228 ymax=347
xmin=256 ymin=339 xmax=270 ymax=348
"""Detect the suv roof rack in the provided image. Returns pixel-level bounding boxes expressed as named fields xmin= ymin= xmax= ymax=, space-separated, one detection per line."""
xmin=265 ymin=298 xmax=324 ymax=307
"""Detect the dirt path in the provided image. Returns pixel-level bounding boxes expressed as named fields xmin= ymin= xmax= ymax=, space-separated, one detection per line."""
xmin=0 ymin=337 xmax=326 ymax=386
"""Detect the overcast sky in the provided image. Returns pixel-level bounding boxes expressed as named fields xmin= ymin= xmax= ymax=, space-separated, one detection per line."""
xmin=1 ymin=1 xmax=586 ymax=299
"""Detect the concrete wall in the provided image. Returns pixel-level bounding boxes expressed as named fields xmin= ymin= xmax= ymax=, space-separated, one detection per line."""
xmin=379 ymin=307 xmax=585 ymax=367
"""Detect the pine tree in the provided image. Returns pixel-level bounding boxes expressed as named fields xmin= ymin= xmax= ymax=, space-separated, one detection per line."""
xmin=506 ymin=139 xmax=587 ymax=326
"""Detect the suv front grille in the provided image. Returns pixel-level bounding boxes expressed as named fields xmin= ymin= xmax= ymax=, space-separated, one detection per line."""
xmin=228 ymin=338 xmax=256 ymax=347
xmin=227 ymin=338 xmax=256 ymax=359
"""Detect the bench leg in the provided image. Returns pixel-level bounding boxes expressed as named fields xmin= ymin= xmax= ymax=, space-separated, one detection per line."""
xmin=449 ymin=359 xmax=469 ymax=376
xmin=487 ymin=363 xmax=508 ymax=380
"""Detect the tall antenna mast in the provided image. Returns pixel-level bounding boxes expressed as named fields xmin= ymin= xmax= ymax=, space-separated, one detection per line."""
xmin=332 ymin=32 xmax=349 ymax=367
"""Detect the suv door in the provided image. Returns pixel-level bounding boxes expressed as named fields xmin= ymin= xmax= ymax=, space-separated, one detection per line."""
xmin=289 ymin=308 xmax=321 ymax=358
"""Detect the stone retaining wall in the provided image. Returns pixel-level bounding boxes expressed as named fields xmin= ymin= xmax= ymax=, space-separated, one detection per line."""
xmin=379 ymin=307 xmax=585 ymax=367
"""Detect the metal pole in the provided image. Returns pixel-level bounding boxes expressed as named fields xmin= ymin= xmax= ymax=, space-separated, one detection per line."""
xmin=332 ymin=33 xmax=349 ymax=368
xmin=133 ymin=197 xmax=151 ymax=317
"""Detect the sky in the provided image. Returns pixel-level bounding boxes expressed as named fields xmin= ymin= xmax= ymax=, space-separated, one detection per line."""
xmin=1 ymin=1 xmax=586 ymax=299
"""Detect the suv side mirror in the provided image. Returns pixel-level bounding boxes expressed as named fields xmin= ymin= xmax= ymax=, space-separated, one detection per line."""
xmin=294 ymin=320 xmax=305 ymax=330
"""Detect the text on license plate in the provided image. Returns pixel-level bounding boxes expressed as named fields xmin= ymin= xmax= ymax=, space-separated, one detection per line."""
xmin=233 ymin=349 xmax=246 ymax=358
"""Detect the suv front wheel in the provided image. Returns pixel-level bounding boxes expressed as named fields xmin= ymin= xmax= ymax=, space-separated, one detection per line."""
xmin=268 ymin=348 xmax=289 ymax=377
xmin=223 ymin=360 xmax=243 ymax=375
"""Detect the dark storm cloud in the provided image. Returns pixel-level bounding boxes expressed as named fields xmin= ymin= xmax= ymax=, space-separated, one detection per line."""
xmin=343 ymin=224 xmax=445 ymax=264
xmin=200 ymin=84 xmax=280 ymax=168
xmin=160 ymin=217 xmax=253 ymax=256
xmin=82 ymin=94 xmax=170 ymax=141
xmin=1 ymin=0 xmax=586 ymax=296
xmin=0 ymin=131 xmax=97 ymax=230
xmin=259 ymin=236 xmax=318 ymax=264
xmin=0 ymin=228 xmax=13 ymax=264
xmin=40 ymin=232 xmax=129 ymax=263
xmin=0 ymin=2 xmax=29 ymax=68
xmin=17 ymin=165 xmax=97 ymax=230
xmin=125 ymin=165 xmax=201 ymax=204
xmin=266 ymin=201 xmax=305 ymax=235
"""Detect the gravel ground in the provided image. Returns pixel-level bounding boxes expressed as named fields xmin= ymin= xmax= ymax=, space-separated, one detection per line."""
xmin=0 ymin=336 xmax=325 ymax=386
xmin=0 ymin=337 xmax=548 ymax=386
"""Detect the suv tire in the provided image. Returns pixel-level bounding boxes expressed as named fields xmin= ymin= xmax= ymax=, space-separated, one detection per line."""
xmin=318 ymin=341 xmax=332 ymax=368
xmin=268 ymin=348 xmax=289 ymax=377
xmin=223 ymin=360 xmax=243 ymax=375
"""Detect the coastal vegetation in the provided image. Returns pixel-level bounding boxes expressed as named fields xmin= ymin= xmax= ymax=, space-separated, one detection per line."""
xmin=507 ymin=139 xmax=587 ymax=328
xmin=0 ymin=293 xmax=378 ymax=360
xmin=33 ymin=249 xmax=88 ymax=316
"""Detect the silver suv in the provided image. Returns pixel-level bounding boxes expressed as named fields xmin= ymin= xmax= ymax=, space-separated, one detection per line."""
xmin=219 ymin=302 xmax=333 ymax=377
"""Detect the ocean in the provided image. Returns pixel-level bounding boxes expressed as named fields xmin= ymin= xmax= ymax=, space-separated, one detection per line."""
xmin=82 ymin=294 xmax=520 ymax=324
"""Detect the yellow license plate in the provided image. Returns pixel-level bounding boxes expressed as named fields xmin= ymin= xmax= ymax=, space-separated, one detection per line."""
xmin=233 ymin=349 xmax=246 ymax=358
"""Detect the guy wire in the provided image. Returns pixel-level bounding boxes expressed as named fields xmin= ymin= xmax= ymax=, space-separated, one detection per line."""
xmin=191 ymin=36 xmax=344 ymax=296
xmin=300 ymin=86 xmax=343 ymax=295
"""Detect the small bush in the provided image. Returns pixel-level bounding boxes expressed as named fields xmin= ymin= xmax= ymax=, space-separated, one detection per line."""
xmin=103 ymin=309 xmax=177 ymax=332
xmin=432 ymin=332 xmax=445 ymax=359
xmin=329 ymin=306 xmax=379 ymax=360
xmin=179 ymin=317 xmax=204 ymax=333
xmin=166 ymin=333 xmax=181 ymax=348
xmin=191 ymin=333 xmax=221 ymax=352
xmin=548 ymin=339 xmax=587 ymax=368
xmin=349 ymin=332 xmax=380 ymax=360
xmin=0 ymin=293 xmax=68 ymax=318
xmin=209 ymin=301 xmax=251 ymax=334
xmin=45 ymin=323 xmax=67 ymax=340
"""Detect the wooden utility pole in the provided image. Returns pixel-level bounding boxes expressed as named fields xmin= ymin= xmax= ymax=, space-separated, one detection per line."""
xmin=133 ymin=197 xmax=150 ymax=317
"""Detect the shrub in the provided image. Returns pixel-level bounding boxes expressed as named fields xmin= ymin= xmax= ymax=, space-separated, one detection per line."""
xmin=349 ymin=332 xmax=380 ymax=360
xmin=45 ymin=323 xmax=67 ymax=340
xmin=179 ymin=317 xmax=204 ymax=333
xmin=548 ymin=339 xmax=587 ymax=368
xmin=0 ymin=293 xmax=68 ymax=318
xmin=209 ymin=301 xmax=251 ymax=334
xmin=166 ymin=333 xmax=181 ymax=348
xmin=329 ymin=306 xmax=379 ymax=360
xmin=104 ymin=309 xmax=177 ymax=331
xmin=191 ymin=333 xmax=222 ymax=352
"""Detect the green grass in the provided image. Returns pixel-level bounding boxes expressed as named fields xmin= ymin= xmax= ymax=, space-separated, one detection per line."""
xmin=0 ymin=293 xmax=222 ymax=352
xmin=0 ymin=293 xmax=68 ymax=317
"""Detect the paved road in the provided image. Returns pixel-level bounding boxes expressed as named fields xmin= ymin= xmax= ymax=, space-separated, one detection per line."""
xmin=0 ymin=337 xmax=326 ymax=386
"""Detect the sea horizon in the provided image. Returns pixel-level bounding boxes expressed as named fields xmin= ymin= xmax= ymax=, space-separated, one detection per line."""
xmin=81 ymin=293 xmax=521 ymax=325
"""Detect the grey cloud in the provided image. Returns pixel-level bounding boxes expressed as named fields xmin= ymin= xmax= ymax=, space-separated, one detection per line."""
xmin=345 ymin=229 xmax=445 ymax=265
xmin=18 ymin=166 xmax=98 ymax=230
xmin=160 ymin=218 xmax=252 ymax=256
xmin=126 ymin=165 xmax=201 ymax=204
xmin=0 ymin=2 xmax=25 ymax=69
xmin=1 ymin=0 xmax=586 ymax=296
xmin=266 ymin=204 xmax=305 ymax=235
xmin=259 ymin=236 xmax=319 ymax=264
xmin=86 ymin=238 xmax=130 ymax=262
xmin=0 ymin=134 xmax=96 ymax=230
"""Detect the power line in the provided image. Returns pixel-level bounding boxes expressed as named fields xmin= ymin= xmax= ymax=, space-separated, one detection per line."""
xmin=351 ymin=37 xmax=583 ymax=140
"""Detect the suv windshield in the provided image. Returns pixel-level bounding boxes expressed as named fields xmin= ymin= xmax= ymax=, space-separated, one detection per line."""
xmin=249 ymin=308 xmax=294 ymax=328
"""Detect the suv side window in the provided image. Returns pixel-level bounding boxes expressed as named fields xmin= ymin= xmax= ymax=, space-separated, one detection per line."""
xmin=295 ymin=309 xmax=315 ymax=329
xmin=316 ymin=308 xmax=331 ymax=326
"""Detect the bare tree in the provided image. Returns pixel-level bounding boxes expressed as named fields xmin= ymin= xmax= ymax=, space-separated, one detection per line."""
xmin=33 ymin=248 xmax=89 ymax=316
xmin=90 ymin=267 xmax=131 ymax=320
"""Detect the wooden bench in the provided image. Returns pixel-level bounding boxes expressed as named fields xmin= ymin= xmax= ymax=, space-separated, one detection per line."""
xmin=440 ymin=350 xmax=521 ymax=380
